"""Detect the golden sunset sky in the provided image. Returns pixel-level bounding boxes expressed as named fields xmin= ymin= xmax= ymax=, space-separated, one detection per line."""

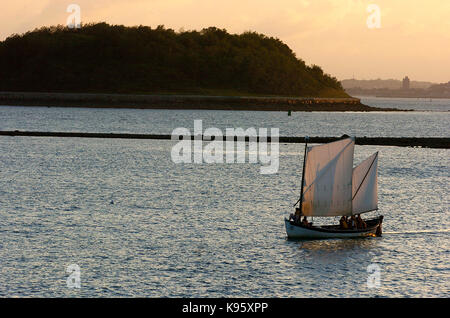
xmin=1 ymin=0 xmax=449 ymax=82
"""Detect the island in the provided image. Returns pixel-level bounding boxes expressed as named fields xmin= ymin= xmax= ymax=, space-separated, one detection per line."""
xmin=0 ymin=23 xmax=402 ymax=111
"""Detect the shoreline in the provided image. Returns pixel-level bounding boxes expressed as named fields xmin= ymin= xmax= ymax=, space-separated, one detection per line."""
xmin=1 ymin=131 xmax=448 ymax=148
xmin=0 ymin=92 xmax=406 ymax=112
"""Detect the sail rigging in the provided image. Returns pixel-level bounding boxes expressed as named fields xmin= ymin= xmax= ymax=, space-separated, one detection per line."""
xmin=352 ymin=152 xmax=378 ymax=214
xmin=298 ymin=137 xmax=379 ymax=217
xmin=301 ymin=137 xmax=355 ymax=217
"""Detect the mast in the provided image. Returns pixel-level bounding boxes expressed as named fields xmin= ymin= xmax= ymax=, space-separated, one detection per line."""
xmin=298 ymin=136 xmax=309 ymax=213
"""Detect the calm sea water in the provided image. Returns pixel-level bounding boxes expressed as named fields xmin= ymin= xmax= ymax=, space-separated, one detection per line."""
xmin=359 ymin=96 xmax=450 ymax=112
xmin=0 ymin=97 xmax=449 ymax=137
xmin=0 ymin=97 xmax=449 ymax=297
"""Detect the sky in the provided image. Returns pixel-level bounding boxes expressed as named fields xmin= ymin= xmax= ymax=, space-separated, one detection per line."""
xmin=1 ymin=0 xmax=449 ymax=83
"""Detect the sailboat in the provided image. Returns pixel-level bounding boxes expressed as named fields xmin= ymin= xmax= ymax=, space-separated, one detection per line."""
xmin=285 ymin=137 xmax=383 ymax=239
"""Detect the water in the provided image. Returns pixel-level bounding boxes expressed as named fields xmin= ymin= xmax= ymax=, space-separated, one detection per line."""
xmin=0 ymin=97 xmax=449 ymax=137
xmin=359 ymin=96 xmax=450 ymax=112
xmin=0 ymin=97 xmax=449 ymax=297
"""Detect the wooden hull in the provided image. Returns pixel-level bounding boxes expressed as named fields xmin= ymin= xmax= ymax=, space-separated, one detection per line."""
xmin=285 ymin=216 xmax=383 ymax=239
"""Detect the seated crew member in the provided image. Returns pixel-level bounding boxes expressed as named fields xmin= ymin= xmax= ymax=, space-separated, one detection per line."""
xmin=290 ymin=208 xmax=302 ymax=224
xmin=350 ymin=215 xmax=357 ymax=229
xmin=340 ymin=216 xmax=349 ymax=229
xmin=357 ymin=214 xmax=367 ymax=229
xmin=289 ymin=213 xmax=295 ymax=222
xmin=294 ymin=208 xmax=302 ymax=223
xmin=301 ymin=216 xmax=309 ymax=227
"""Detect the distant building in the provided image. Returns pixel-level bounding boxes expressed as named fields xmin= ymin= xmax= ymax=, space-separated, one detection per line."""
xmin=402 ymin=76 xmax=410 ymax=90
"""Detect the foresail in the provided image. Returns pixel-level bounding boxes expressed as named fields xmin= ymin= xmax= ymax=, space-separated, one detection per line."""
xmin=352 ymin=152 xmax=378 ymax=215
xmin=301 ymin=137 xmax=355 ymax=217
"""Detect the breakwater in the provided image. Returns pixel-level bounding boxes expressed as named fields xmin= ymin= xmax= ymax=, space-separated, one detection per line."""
xmin=1 ymin=131 xmax=447 ymax=148
xmin=0 ymin=92 xmax=402 ymax=111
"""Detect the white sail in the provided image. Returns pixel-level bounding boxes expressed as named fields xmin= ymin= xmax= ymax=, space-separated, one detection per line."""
xmin=352 ymin=152 xmax=378 ymax=215
xmin=301 ymin=137 xmax=355 ymax=217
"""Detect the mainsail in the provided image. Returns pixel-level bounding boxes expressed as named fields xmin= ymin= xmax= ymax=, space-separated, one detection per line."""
xmin=352 ymin=152 xmax=378 ymax=214
xmin=301 ymin=138 xmax=355 ymax=216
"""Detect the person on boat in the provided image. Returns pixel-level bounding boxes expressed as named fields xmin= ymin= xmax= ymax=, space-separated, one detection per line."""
xmin=340 ymin=216 xmax=349 ymax=229
xmin=294 ymin=208 xmax=302 ymax=223
xmin=356 ymin=214 xmax=367 ymax=229
xmin=301 ymin=216 xmax=310 ymax=227
xmin=289 ymin=213 xmax=295 ymax=222
xmin=350 ymin=215 xmax=357 ymax=229
xmin=289 ymin=208 xmax=302 ymax=224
